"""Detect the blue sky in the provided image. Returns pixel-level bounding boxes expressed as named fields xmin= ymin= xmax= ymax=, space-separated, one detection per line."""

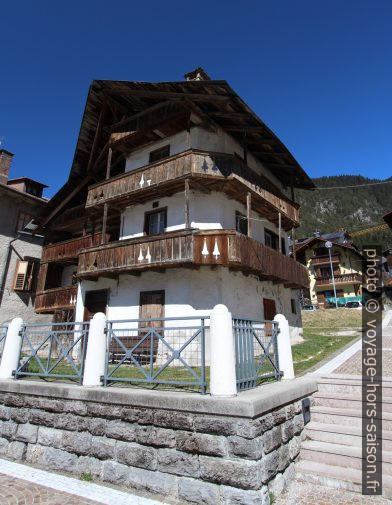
xmin=0 ymin=1 xmax=391 ymax=197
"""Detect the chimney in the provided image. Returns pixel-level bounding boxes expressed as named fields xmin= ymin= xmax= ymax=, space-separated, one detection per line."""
xmin=313 ymin=230 xmax=321 ymax=238
xmin=0 ymin=150 xmax=14 ymax=184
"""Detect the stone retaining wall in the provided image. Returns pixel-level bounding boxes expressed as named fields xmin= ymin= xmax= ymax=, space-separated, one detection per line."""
xmin=0 ymin=379 xmax=317 ymax=505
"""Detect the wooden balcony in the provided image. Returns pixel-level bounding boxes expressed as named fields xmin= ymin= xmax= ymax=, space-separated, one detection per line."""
xmin=35 ymin=286 xmax=78 ymax=314
xmin=41 ymin=233 xmax=107 ymax=263
xmin=315 ymin=273 xmax=362 ymax=287
xmin=310 ymin=254 xmax=340 ymax=266
xmin=85 ymin=150 xmax=300 ymax=229
xmin=77 ymin=229 xmax=309 ymax=289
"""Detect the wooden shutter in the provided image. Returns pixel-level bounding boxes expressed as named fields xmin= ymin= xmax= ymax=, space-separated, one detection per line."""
xmin=13 ymin=260 xmax=35 ymax=292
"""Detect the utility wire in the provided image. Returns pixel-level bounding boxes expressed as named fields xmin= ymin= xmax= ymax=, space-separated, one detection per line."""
xmin=312 ymin=180 xmax=392 ymax=190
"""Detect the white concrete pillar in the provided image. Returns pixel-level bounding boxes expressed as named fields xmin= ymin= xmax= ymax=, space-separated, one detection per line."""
xmin=82 ymin=312 xmax=107 ymax=387
xmin=0 ymin=318 xmax=23 ymax=379
xmin=274 ymin=313 xmax=295 ymax=380
xmin=209 ymin=304 xmax=237 ymax=397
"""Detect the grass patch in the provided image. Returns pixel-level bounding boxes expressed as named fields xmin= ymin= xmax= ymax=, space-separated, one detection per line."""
xmin=294 ymin=308 xmax=361 ymax=375
xmin=80 ymin=472 xmax=93 ymax=482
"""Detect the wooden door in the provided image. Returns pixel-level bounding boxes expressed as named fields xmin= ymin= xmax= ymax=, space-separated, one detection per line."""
xmin=138 ymin=291 xmax=165 ymax=363
xmin=83 ymin=289 xmax=108 ymax=320
xmin=263 ymin=298 xmax=276 ymax=337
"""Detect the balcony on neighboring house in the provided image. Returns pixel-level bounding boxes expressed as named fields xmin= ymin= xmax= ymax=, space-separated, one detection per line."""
xmin=35 ymin=286 xmax=78 ymax=314
xmin=310 ymin=253 xmax=340 ymax=266
xmin=315 ymin=273 xmax=362 ymax=287
xmin=85 ymin=150 xmax=300 ymax=230
xmin=77 ymin=229 xmax=309 ymax=289
xmin=41 ymin=233 xmax=107 ymax=262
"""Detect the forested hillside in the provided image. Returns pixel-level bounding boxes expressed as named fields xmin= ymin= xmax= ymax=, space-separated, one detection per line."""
xmin=296 ymin=175 xmax=392 ymax=249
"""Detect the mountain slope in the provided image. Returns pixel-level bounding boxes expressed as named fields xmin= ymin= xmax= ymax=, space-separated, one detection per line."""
xmin=296 ymin=175 xmax=392 ymax=249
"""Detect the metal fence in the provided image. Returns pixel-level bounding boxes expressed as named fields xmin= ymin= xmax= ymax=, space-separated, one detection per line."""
xmin=104 ymin=316 xmax=208 ymax=392
xmin=233 ymin=318 xmax=282 ymax=391
xmin=0 ymin=325 xmax=8 ymax=358
xmin=14 ymin=321 xmax=89 ymax=383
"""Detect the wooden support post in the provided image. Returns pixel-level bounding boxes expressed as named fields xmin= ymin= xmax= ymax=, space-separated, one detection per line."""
xmin=278 ymin=212 xmax=282 ymax=253
xmin=292 ymin=227 xmax=296 ymax=260
xmin=106 ymin=147 xmax=113 ymax=180
xmin=290 ymin=176 xmax=295 ymax=203
xmin=101 ymin=204 xmax=108 ymax=245
xmin=242 ymin=132 xmax=247 ymax=163
xmin=185 ymin=179 xmax=190 ymax=229
xmin=246 ymin=192 xmax=252 ymax=238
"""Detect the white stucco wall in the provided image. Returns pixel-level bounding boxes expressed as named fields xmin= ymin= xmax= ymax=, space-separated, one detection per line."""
xmin=61 ymin=265 xmax=77 ymax=287
xmin=120 ymin=190 xmax=289 ymax=253
xmin=75 ymin=267 xmax=302 ymax=344
xmin=124 ymin=125 xmax=284 ymax=191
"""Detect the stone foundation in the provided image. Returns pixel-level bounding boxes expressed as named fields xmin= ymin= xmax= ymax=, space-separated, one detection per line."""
xmin=0 ymin=379 xmax=317 ymax=505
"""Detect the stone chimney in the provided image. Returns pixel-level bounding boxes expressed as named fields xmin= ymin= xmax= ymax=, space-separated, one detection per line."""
xmin=0 ymin=150 xmax=14 ymax=184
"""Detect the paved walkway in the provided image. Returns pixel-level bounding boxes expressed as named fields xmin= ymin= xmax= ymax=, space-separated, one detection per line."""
xmin=275 ymin=481 xmax=391 ymax=505
xmin=0 ymin=460 xmax=166 ymax=505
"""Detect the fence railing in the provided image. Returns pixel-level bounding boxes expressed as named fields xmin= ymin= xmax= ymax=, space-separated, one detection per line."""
xmin=105 ymin=316 xmax=208 ymax=393
xmin=0 ymin=310 xmax=290 ymax=394
xmin=233 ymin=318 xmax=282 ymax=391
xmin=0 ymin=325 xmax=8 ymax=358
xmin=14 ymin=321 xmax=89 ymax=383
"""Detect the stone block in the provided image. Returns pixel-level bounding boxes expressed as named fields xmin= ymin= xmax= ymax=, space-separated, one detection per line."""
xmin=278 ymin=444 xmax=290 ymax=472
xmin=62 ymin=431 xmax=92 ymax=456
xmin=281 ymin=419 xmax=294 ymax=443
xmin=90 ymin=436 xmax=116 ymax=460
xmin=16 ymin=423 xmax=38 ymax=444
xmin=293 ymin=413 xmax=304 ymax=435
xmin=263 ymin=426 xmax=281 ymax=454
xmin=37 ymin=427 xmax=63 ymax=449
xmin=37 ymin=398 xmax=64 ymax=413
xmin=285 ymin=404 xmax=297 ymax=420
xmin=272 ymin=407 xmax=286 ymax=425
xmin=0 ymin=405 xmax=11 ymax=421
xmin=88 ymin=418 xmax=107 ymax=436
xmin=105 ymin=420 xmax=136 ymax=442
xmin=63 ymin=400 xmax=88 ymax=416
xmin=154 ymin=410 xmax=194 ymax=431
xmin=42 ymin=446 xmax=78 ymax=470
xmin=178 ymin=477 xmax=219 ymax=505
xmin=157 ymin=448 xmax=199 ymax=477
xmin=136 ymin=425 xmax=176 ymax=448
xmin=176 ymin=431 xmax=227 ymax=457
xmin=3 ymin=393 xmax=24 ymax=407
xmin=54 ymin=413 xmax=80 ymax=431
xmin=268 ymin=472 xmax=285 ymax=497
xmin=87 ymin=403 xmax=123 ymax=419
xmin=228 ymin=436 xmax=262 ymax=460
xmin=122 ymin=407 xmax=153 ymax=425
xmin=0 ymin=437 xmax=9 ymax=455
xmin=7 ymin=441 xmax=26 ymax=460
xmin=283 ymin=461 xmax=295 ymax=486
xmin=199 ymin=455 xmax=261 ymax=490
xmin=0 ymin=420 xmax=17 ymax=440
xmin=126 ymin=466 xmax=178 ymax=497
xmin=25 ymin=444 xmax=45 ymax=464
xmin=10 ymin=408 xmax=29 ymax=424
xmin=220 ymin=485 xmax=270 ymax=505
xmin=101 ymin=460 xmax=128 ymax=484
xmin=288 ymin=436 xmax=300 ymax=461
xmin=260 ymin=451 xmax=279 ymax=484
xmin=30 ymin=409 xmax=55 ymax=427
xmin=115 ymin=441 xmax=157 ymax=470
xmin=77 ymin=456 xmax=103 ymax=478
xmin=194 ymin=416 xmax=262 ymax=439
xmin=257 ymin=413 xmax=274 ymax=433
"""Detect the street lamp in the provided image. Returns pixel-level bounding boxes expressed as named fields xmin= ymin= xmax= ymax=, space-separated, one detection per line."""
xmin=325 ymin=241 xmax=338 ymax=309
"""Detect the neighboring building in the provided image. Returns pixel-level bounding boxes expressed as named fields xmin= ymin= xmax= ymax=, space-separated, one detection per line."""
xmin=34 ymin=70 xmax=314 ymax=341
xmin=295 ymin=231 xmax=363 ymax=307
xmin=0 ymin=149 xmax=49 ymax=324
xmin=384 ymin=211 xmax=392 ymax=229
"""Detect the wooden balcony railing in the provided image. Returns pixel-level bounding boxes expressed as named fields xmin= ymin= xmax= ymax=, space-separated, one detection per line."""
xmin=77 ymin=229 xmax=309 ymax=289
xmin=35 ymin=286 xmax=78 ymax=314
xmin=41 ymin=233 xmax=107 ymax=263
xmin=315 ymin=273 xmax=362 ymax=286
xmin=85 ymin=150 xmax=299 ymax=227
xmin=310 ymin=254 xmax=340 ymax=266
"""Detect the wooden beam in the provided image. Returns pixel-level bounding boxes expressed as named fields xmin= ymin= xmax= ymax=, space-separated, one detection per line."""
xmin=226 ymin=126 xmax=266 ymax=132
xmin=101 ymin=204 xmax=108 ymax=245
xmin=106 ymin=89 xmax=232 ymax=102
xmin=278 ymin=212 xmax=282 ymax=253
xmin=111 ymin=101 xmax=174 ymax=131
xmin=87 ymin=100 xmax=107 ymax=173
xmin=105 ymin=147 xmax=113 ymax=180
xmin=247 ymin=192 xmax=252 ymax=238
xmin=184 ymin=179 xmax=190 ymax=229
xmin=210 ymin=112 xmax=250 ymax=118
xmin=189 ymin=179 xmax=211 ymax=194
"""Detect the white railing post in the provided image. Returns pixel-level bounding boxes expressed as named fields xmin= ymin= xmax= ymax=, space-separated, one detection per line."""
xmin=274 ymin=313 xmax=295 ymax=380
xmin=83 ymin=312 xmax=107 ymax=387
xmin=210 ymin=304 xmax=237 ymax=397
xmin=0 ymin=318 xmax=23 ymax=379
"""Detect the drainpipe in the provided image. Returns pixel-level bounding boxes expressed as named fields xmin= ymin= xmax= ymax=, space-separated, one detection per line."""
xmin=0 ymin=233 xmax=22 ymax=307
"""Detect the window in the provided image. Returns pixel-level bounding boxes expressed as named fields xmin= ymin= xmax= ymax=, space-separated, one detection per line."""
xmin=149 ymin=145 xmax=170 ymax=163
xmin=235 ymin=212 xmax=248 ymax=235
xmin=291 ymin=299 xmax=297 ymax=314
xmin=13 ymin=259 xmax=35 ymax=292
xmin=16 ymin=212 xmax=33 ymax=233
xmin=264 ymin=229 xmax=287 ymax=254
xmin=144 ymin=208 xmax=167 ymax=235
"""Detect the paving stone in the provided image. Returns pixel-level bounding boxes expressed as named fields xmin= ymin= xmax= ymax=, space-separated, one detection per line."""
xmin=178 ymin=476 xmax=219 ymax=505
